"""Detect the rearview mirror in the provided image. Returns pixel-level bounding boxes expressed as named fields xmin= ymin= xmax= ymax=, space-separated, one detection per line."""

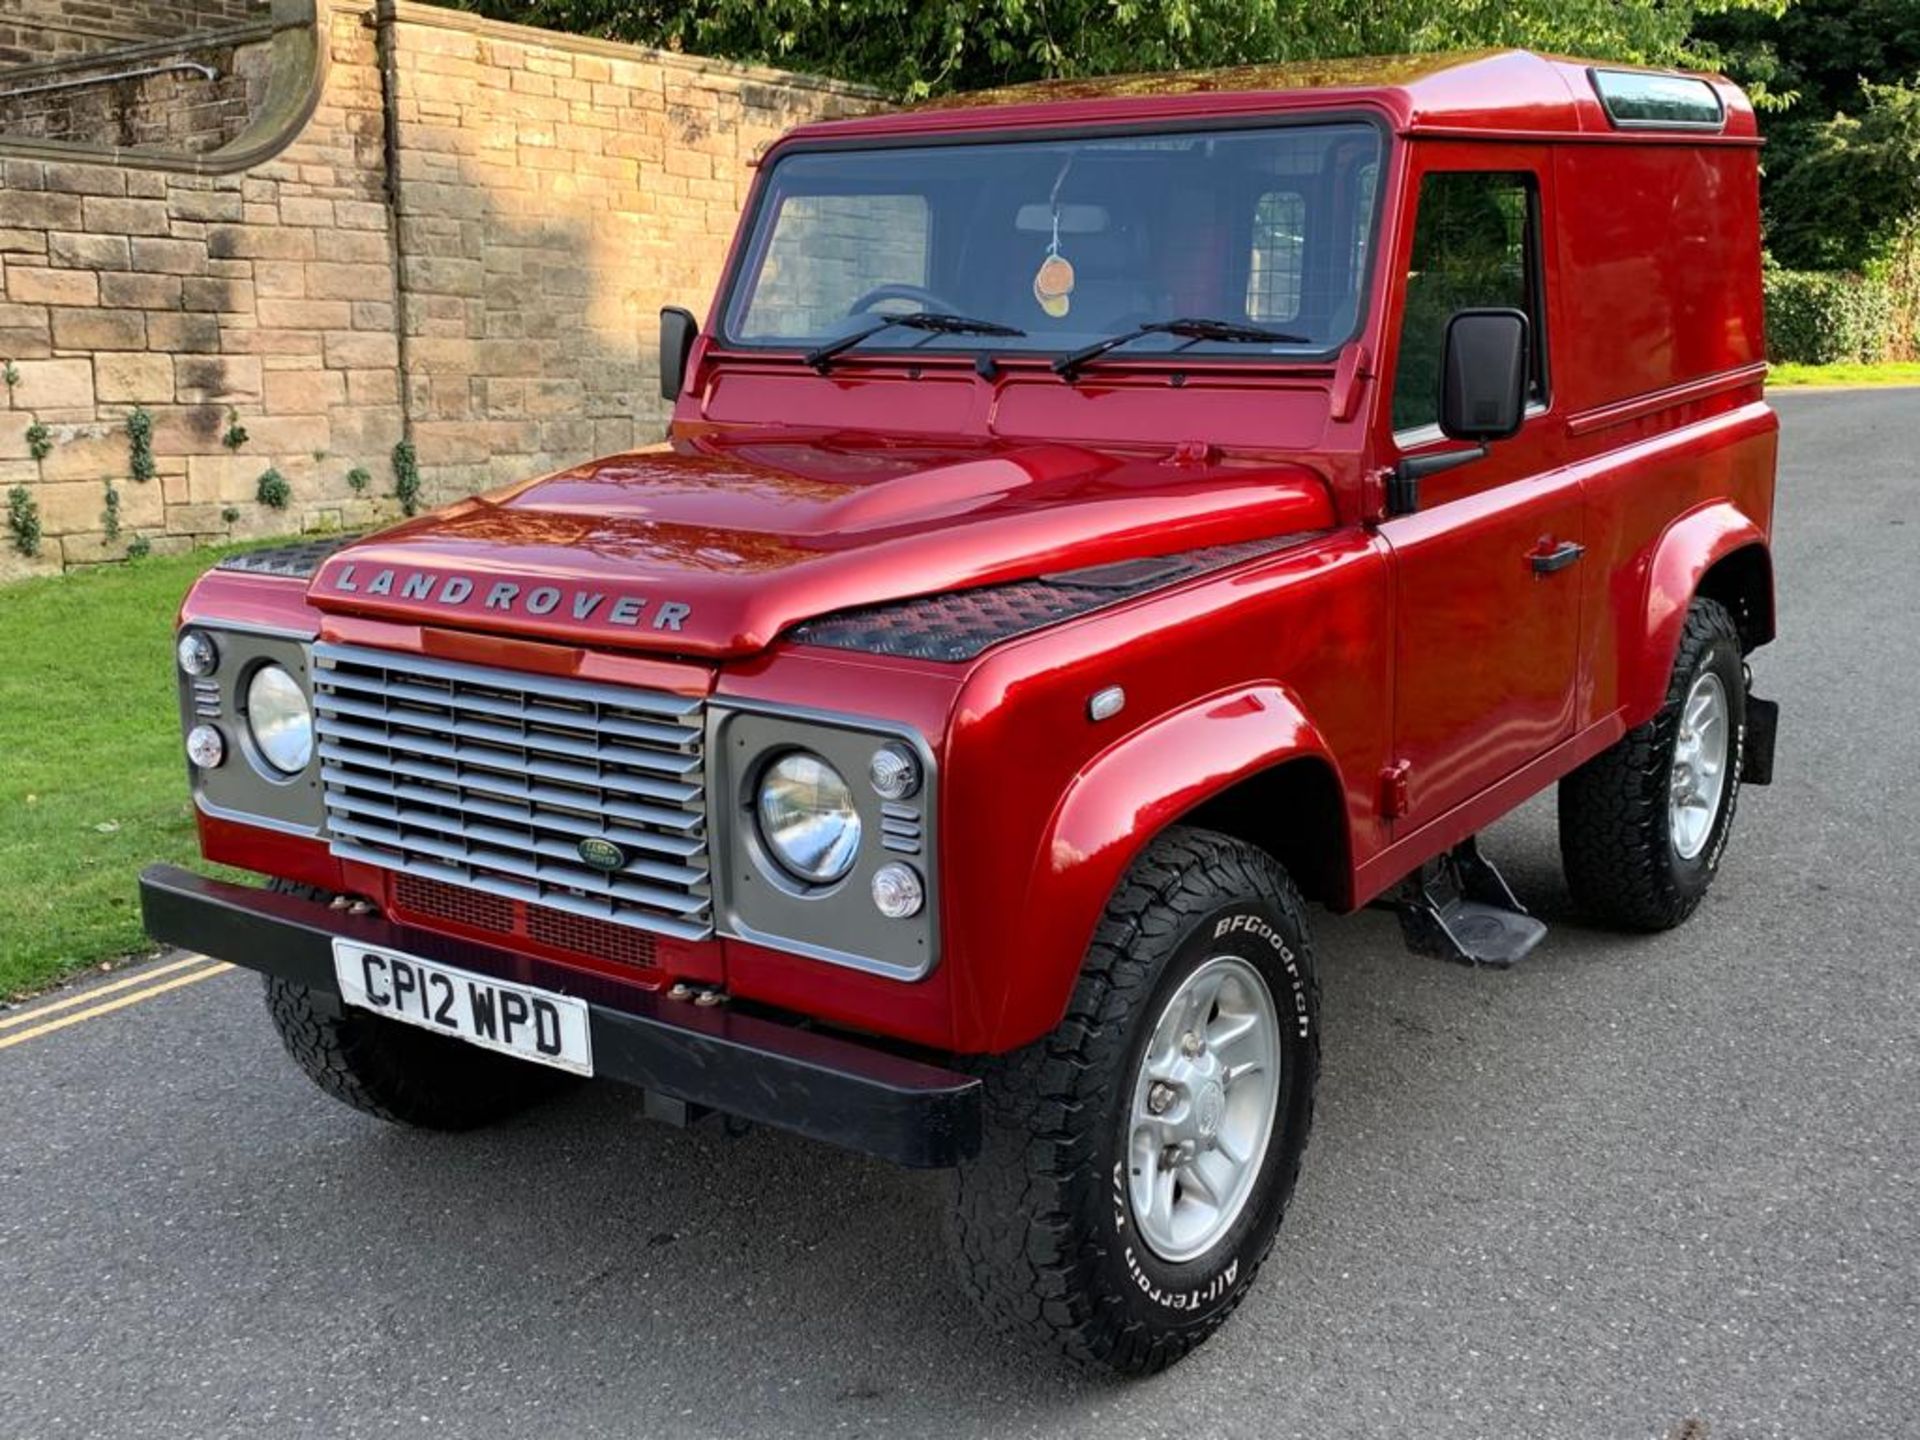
xmin=1439 ymin=308 xmax=1530 ymax=442
xmin=660 ymin=307 xmax=699 ymax=403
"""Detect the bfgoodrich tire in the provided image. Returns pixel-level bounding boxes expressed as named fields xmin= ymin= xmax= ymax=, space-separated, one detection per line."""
xmin=263 ymin=882 xmax=576 ymax=1130
xmin=1558 ymin=596 xmax=1747 ymax=931
xmin=945 ymin=827 xmax=1319 ymax=1374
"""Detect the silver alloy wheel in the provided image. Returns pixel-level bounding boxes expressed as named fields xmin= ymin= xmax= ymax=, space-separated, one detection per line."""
xmin=1126 ymin=954 xmax=1282 ymax=1265
xmin=1669 ymin=671 xmax=1730 ymax=861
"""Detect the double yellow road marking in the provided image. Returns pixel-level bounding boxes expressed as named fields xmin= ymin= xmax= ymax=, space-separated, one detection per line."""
xmin=0 ymin=954 xmax=234 ymax=1052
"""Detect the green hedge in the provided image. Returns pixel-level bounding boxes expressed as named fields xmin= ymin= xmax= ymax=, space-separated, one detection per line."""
xmin=1764 ymin=268 xmax=1899 ymax=364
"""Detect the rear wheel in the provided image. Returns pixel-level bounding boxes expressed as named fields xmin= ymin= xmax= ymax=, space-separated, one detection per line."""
xmin=945 ymin=827 xmax=1319 ymax=1374
xmin=1558 ymin=597 xmax=1747 ymax=930
xmin=263 ymin=882 xmax=575 ymax=1130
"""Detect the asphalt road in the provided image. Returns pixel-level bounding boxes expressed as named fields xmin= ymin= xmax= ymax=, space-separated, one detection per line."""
xmin=2 ymin=389 xmax=1916 ymax=1440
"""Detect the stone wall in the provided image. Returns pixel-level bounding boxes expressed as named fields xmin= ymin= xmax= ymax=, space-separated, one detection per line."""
xmin=0 ymin=0 xmax=871 ymax=578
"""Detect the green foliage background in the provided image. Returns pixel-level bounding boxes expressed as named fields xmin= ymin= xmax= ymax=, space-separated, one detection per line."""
xmin=451 ymin=0 xmax=1788 ymax=98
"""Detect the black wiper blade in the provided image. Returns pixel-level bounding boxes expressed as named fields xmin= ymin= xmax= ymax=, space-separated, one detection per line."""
xmin=805 ymin=311 xmax=1025 ymax=372
xmin=1052 ymin=316 xmax=1312 ymax=380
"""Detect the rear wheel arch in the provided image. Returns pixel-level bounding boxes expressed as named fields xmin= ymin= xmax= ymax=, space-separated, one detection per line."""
xmin=1695 ymin=541 xmax=1775 ymax=654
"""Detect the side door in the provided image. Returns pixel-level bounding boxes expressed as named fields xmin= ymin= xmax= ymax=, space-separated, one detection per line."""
xmin=1376 ymin=154 xmax=1585 ymax=828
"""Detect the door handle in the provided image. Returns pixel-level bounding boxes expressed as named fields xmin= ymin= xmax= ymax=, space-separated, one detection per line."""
xmin=1530 ymin=540 xmax=1585 ymax=575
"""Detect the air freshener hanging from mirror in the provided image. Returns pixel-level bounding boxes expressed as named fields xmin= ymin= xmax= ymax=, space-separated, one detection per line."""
xmin=1033 ymin=209 xmax=1075 ymax=319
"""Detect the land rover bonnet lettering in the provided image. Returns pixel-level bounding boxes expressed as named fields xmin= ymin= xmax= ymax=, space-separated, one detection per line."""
xmin=328 ymin=562 xmax=692 ymax=631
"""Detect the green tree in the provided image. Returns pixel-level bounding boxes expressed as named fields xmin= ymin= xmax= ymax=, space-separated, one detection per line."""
xmin=1766 ymin=81 xmax=1920 ymax=269
xmin=453 ymin=0 xmax=1789 ymax=98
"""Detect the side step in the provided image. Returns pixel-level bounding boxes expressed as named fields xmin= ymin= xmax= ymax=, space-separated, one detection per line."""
xmin=1393 ymin=838 xmax=1546 ymax=968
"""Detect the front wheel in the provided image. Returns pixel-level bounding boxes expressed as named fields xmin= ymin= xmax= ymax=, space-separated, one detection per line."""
xmin=945 ymin=827 xmax=1319 ymax=1374
xmin=1558 ymin=596 xmax=1747 ymax=930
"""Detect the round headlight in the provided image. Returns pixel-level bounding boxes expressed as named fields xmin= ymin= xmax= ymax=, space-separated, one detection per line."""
xmin=177 ymin=630 xmax=218 ymax=677
xmin=755 ymin=751 xmax=861 ymax=884
xmin=245 ymin=664 xmax=313 ymax=774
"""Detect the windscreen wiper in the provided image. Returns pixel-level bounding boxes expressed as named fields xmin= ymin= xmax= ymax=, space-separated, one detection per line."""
xmin=1052 ymin=316 xmax=1312 ymax=381
xmin=805 ymin=312 xmax=1025 ymax=372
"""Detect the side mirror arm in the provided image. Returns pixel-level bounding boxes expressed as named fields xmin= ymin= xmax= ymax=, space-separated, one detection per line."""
xmin=1387 ymin=444 xmax=1488 ymax=517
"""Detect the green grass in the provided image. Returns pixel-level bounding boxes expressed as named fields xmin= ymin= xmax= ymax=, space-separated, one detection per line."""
xmin=0 ymin=546 xmax=255 ymax=998
xmin=1768 ymin=361 xmax=1920 ymax=388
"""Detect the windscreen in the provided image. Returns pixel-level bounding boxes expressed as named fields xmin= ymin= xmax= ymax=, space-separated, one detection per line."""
xmin=721 ymin=122 xmax=1383 ymax=361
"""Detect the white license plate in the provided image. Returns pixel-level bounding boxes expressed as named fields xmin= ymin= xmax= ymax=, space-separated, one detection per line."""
xmin=332 ymin=941 xmax=593 ymax=1077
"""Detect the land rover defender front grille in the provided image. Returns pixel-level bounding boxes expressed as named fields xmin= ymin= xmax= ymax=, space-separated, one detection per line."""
xmin=311 ymin=642 xmax=711 ymax=941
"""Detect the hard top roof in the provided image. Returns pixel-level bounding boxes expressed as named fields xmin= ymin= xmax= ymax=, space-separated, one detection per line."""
xmin=773 ymin=50 xmax=1759 ymax=148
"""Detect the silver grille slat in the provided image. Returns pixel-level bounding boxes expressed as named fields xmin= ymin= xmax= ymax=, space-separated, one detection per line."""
xmin=313 ymin=642 xmax=712 ymax=940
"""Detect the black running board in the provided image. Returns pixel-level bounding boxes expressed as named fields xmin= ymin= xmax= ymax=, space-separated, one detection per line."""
xmin=1392 ymin=838 xmax=1546 ymax=969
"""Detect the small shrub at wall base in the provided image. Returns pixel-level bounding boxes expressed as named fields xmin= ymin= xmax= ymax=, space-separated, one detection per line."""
xmin=126 ymin=534 xmax=151 ymax=561
xmin=25 ymin=422 xmax=51 ymax=461
xmin=256 ymin=468 xmax=291 ymax=510
xmin=1763 ymin=267 xmax=1899 ymax=364
xmin=102 ymin=484 xmax=121 ymax=542
xmin=392 ymin=439 xmax=421 ymax=516
xmin=7 ymin=485 xmax=41 ymax=557
xmin=126 ymin=408 xmax=156 ymax=483
xmin=221 ymin=506 xmax=240 ymax=525
xmin=346 ymin=465 xmax=371 ymax=494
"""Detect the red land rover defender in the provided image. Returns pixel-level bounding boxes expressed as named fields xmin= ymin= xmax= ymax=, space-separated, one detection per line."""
xmin=143 ymin=51 xmax=1781 ymax=1372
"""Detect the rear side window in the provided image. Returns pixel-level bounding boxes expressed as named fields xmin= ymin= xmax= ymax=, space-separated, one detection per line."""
xmin=1391 ymin=170 xmax=1547 ymax=434
xmin=1246 ymin=190 xmax=1306 ymax=322
xmin=737 ymin=194 xmax=930 ymax=339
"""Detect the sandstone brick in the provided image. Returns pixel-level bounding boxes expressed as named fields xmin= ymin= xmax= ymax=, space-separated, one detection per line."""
xmin=167 ymin=189 xmax=246 ymax=224
xmin=175 ymin=355 xmax=264 ymax=405
xmin=150 ymin=405 xmax=231 ymax=456
xmin=280 ymin=196 xmax=336 ymax=227
xmin=0 ymin=193 xmax=83 ymax=230
xmin=306 ymin=261 xmax=393 ymax=301
xmin=43 ymin=163 xmax=127 ymax=198
xmin=44 ymin=309 xmax=142 ymax=353
xmin=257 ymin=298 xmax=353 ymax=329
xmin=144 ymin=313 xmax=220 ymax=353
xmin=244 ymin=414 xmax=333 ymax=454
xmin=324 ymin=331 xmax=399 ymax=370
xmin=94 ymin=353 xmax=177 ymax=404
xmin=182 ymin=277 xmax=256 ymax=313
xmin=129 ymin=237 xmax=209 ymax=276
xmin=7 ymin=267 xmax=99 ymax=307
xmin=48 ymin=233 xmax=131 ymax=271
xmin=263 ymin=367 xmax=346 ymax=412
xmin=36 ymin=480 xmax=115 ymax=533
xmin=0 ymin=229 xmax=48 ymax=255
xmin=99 ymin=272 xmax=184 ymax=310
xmin=346 ymin=368 xmax=401 ymax=406
xmin=10 ymin=358 xmax=94 ymax=411
xmin=38 ymin=433 xmax=127 ymax=483
xmin=80 ymin=197 xmax=173 ymax=237
xmin=328 ymin=405 xmax=405 ymax=452
xmin=207 ymin=225 xmax=317 ymax=261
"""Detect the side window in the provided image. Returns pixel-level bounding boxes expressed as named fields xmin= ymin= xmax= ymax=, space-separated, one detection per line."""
xmin=1246 ymin=191 xmax=1305 ymax=322
xmin=1390 ymin=171 xmax=1546 ymax=433
xmin=738 ymin=194 xmax=930 ymax=339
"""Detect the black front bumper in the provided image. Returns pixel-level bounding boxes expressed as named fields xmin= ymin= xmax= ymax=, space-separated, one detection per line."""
xmin=139 ymin=865 xmax=981 ymax=1168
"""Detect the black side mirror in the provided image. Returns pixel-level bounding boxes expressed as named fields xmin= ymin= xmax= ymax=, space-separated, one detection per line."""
xmin=1385 ymin=308 xmax=1531 ymax=518
xmin=1439 ymin=308 xmax=1529 ymax=442
xmin=659 ymin=306 xmax=699 ymax=403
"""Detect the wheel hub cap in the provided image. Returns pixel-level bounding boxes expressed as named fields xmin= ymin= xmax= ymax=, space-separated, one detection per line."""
xmin=1669 ymin=671 xmax=1730 ymax=861
xmin=1126 ymin=954 xmax=1282 ymax=1264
